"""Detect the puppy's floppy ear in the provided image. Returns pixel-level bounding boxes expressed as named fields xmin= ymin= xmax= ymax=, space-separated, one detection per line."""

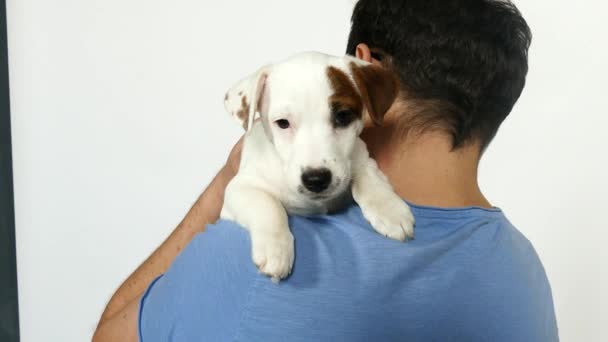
xmin=349 ymin=62 xmax=399 ymax=126
xmin=223 ymin=66 xmax=271 ymax=131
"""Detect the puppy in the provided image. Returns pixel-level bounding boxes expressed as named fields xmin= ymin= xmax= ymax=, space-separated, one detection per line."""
xmin=222 ymin=52 xmax=414 ymax=282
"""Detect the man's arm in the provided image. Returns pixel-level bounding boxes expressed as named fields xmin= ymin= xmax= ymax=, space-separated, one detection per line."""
xmin=94 ymin=139 xmax=243 ymax=339
xmin=93 ymin=296 xmax=139 ymax=342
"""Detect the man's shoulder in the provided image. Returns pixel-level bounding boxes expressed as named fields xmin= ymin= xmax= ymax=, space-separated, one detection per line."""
xmin=180 ymin=206 xmax=548 ymax=284
xmin=139 ymin=220 xmax=257 ymax=342
xmin=201 ymin=205 xmax=543 ymax=267
xmin=141 ymin=206 xmax=558 ymax=341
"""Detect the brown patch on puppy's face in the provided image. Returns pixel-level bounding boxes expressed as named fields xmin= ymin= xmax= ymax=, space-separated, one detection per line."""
xmin=326 ymin=63 xmax=399 ymax=128
xmin=326 ymin=66 xmax=363 ymax=129
xmin=349 ymin=62 xmax=399 ymax=126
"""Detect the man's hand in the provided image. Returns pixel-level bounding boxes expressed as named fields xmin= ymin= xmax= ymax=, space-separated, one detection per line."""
xmin=93 ymin=137 xmax=243 ymax=340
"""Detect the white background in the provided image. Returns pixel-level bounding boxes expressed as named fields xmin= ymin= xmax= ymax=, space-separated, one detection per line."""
xmin=7 ymin=0 xmax=607 ymax=341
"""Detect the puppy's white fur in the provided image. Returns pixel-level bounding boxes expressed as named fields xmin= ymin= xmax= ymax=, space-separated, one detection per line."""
xmin=222 ymin=52 xmax=414 ymax=281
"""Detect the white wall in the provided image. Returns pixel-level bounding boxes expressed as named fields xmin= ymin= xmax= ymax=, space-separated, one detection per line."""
xmin=7 ymin=0 xmax=606 ymax=341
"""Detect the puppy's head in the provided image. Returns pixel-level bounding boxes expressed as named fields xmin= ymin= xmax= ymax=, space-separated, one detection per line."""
xmin=224 ymin=52 xmax=398 ymax=201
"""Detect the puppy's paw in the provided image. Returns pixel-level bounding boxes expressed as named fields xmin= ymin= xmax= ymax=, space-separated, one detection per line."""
xmin=359 ymin=194 xmax=415 ymax=242
xmin=251 ymin=230 xmax=295 ymax=282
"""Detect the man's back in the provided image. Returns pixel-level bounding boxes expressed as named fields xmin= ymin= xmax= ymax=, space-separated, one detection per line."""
xmin=139 ymin=203 xmax=558 ymax=341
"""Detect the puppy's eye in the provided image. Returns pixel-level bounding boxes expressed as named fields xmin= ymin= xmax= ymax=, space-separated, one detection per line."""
xmin=333 ymin=109 xmax=357 ymax=128
xmin=275 ymin=119 xmax=290 ymax=129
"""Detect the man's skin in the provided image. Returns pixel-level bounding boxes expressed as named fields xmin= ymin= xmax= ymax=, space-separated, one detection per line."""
xmin=92 ymin=44 xmax=492 ymax=341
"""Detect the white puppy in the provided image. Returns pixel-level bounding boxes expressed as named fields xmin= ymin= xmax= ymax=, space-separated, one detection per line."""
xmin=222 ymin=52 xmax=414 ymax=282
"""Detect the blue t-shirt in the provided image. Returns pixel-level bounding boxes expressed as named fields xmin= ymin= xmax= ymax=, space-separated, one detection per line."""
xmin=139 ymin=203 xmax=558 ymax=341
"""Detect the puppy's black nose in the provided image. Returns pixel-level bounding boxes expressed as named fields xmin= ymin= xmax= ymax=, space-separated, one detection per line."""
xmin=301 ymin=168 xmax=332 ymax=193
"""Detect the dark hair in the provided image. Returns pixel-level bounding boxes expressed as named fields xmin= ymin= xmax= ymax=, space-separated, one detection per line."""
xmin=347 ymin=0 xmax=532 ymax=149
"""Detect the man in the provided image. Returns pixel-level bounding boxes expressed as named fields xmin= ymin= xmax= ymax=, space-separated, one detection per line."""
xmin=94 ymin=0 xmax=558 ymax=341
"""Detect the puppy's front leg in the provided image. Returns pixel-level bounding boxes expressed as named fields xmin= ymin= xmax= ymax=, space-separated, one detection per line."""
xmin=351 ymin=139 xmax=415 ymax=241
xmin=222 ymin=180 xmax=294 ymax=282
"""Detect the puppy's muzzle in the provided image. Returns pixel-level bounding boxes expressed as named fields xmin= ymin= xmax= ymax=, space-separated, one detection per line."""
xmin=301 ymin=168 xmax=332 ymax=193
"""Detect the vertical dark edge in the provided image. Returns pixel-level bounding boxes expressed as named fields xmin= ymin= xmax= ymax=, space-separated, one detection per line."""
xmin=0 ymin=0 xmax=20 ymax=340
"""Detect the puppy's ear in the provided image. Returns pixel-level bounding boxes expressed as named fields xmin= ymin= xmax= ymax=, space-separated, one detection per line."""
xmin=349 ymin=62 xmax=399 ymax=126
xmin=223 ymin=66 xmax=271 ymax=131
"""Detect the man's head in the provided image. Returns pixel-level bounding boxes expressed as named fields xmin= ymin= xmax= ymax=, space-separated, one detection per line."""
xmin=347 ymin=0 xmax=532 ymax=151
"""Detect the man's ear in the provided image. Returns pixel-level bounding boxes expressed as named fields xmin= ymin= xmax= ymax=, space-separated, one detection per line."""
xmin=223 ymin=66 xmax=271 ymax=131
xmin=349 ymin=62 xmax=399 ymax=126
xmin=355 ymin=43 xmax=373 ymax=63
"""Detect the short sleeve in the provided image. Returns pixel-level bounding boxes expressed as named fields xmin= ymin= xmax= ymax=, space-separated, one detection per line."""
xmin=138 ymin=220 xmax=258 ymax=342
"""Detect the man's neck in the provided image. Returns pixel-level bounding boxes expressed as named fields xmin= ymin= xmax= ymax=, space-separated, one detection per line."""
xmin=361 ymin=117 xmax=492 ymax=209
